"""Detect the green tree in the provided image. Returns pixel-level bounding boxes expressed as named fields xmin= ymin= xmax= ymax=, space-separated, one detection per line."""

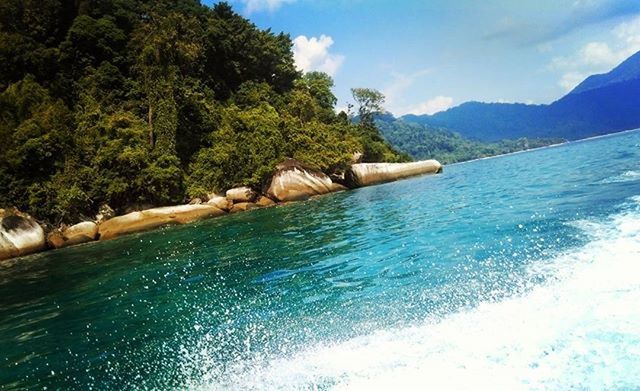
xmin=0 ymin=0 xmax=406 ymax=225
xmin=351 ymin=87 xmax=385 ymax=126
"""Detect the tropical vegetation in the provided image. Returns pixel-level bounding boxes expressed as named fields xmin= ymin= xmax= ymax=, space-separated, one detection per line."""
xmin=0 ymin=0 xmax=405 ymax=225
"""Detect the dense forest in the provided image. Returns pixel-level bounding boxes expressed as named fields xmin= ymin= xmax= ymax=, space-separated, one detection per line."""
xmin=0 ymin=0 xmax=406 ymax=226
xmin=376 ymin=117 xmax=564 ymax=164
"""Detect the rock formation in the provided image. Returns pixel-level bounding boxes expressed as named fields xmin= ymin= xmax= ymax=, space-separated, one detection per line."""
xmin=256 ymin=196 xmax=276 ymax=207
xmin=1 ymin=158 xmax=444 ymax=260
xmin=266 ymin=159 xmax=342 ymax=202
xmin=95 ymin=204 xmax=115 ymax=224
xmin=345 ymin=160 xmax=442 ymax=187
xmin=47 ymin=222 xmax=98 ymax=249
xmin=0 ymin=211 xmax=46 ymax=260
xmin=98 ymin=205 xmax=225 ymax=241
xmin=226 ymin=187 xmax=257 ymax=203
xmin=206 ymin=195 xmax=232 ymax=211
xmin=230 ymin=202 xmax=259 ymax=213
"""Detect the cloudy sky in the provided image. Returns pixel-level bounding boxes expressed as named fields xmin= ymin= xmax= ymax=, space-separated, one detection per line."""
xmin=204 ymin=0 xmax=640 ymax=116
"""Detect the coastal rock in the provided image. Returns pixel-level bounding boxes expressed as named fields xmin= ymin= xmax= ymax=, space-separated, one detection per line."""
xmin=0 ymin=213 xmax=46 ymax=260
xmin=328 ymin=182 xmax=348 ymax=193
xmin=266 ymin=159 xmax=339 ymax=202
xmin=256 ymin=196 xmax=276 ymax=207
xmin=95 ymin=204 xmax=115 ymax=223
xmin=226 ymin=187 xmax=257 ymax=203
xmin=124 ymin=203 xmax=155 ymax=214
xmin=47 ymin=221 xmax=98 ymax=249
xmin=230 ymin=202 xmax=259 ymax=213
xmin=98 ymin=205 xmax=225 ymax=241
xmin=206 ymin=195 xmax=232 ymax=211
xmin=345 ymin=160 xmax=443 ymax=188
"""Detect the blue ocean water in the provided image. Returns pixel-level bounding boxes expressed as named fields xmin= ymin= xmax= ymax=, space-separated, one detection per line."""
xmin=1 ymin=130 xmax=640 ymax=390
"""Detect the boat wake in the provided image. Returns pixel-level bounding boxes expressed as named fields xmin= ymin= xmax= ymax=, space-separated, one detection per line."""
xmin=598 ymin=170 xmax=640 ymax=184
xmin=187 ymin=196 xmax=640 ymax=390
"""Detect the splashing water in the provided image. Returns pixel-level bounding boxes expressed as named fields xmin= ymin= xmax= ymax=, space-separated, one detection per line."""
xmin=198 ymin=202 xmax=640 ymax=390
xmin=1 ymin=130 xmax=639 ymax=389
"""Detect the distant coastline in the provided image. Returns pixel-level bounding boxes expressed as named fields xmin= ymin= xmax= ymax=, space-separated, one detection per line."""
xmin=447 ymin=127 xmax=640 ymax=167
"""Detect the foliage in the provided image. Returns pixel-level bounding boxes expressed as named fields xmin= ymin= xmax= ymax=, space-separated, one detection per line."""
xmin=377 ymin=117 xmax=565 ymax=164
xmin=0 ymin=1 xmax=404 ymax=224
xmin=351 ymin=87 xmax=385 ymax=126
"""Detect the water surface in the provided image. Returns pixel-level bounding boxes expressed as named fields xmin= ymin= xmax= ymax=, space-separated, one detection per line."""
xmin=1 ymin=130 xmax=640 ymax=389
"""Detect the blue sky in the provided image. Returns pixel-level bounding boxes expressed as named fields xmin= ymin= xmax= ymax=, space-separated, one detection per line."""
xmin=204 ymin=0 xmax=640 ymax=116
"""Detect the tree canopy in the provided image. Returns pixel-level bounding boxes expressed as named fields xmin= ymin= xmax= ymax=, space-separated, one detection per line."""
xmin=376 ymin=117 xmax=564 ymax=164
xmin=0 ymin=1 xmax=405 ymax=225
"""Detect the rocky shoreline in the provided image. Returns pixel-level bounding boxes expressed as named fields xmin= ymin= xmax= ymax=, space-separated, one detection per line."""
xmin=0 ymin=159 xmax=442 ymax=262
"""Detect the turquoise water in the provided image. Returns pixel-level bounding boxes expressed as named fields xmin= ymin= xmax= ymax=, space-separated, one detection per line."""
xmin=1 ymin=130 xmax=640 ymax=390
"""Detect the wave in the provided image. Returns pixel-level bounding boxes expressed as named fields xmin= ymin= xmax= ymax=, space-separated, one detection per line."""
xmin=186 ymin=196 xmax=640 ymax=390
xmin=598 ymin=170 xmax=640 ymax=184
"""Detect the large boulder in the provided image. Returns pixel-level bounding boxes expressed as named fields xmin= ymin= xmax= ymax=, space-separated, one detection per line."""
xmin=256 ymin=196 xmax=276 ymax=207
xmin=266 ymin=159 xmax=340 ymax=202
xmin=206 ymin=195 xmax=232 ymax=211
xmin=47 ymin=221 xmax=98 ymax=249
xmin=98 ymin=205 xmax=225 ymax=241
xmin=95 ymin=204 xmax=115 ymax=224
xmin=345 ymin=160 xmax=443 ymax=187
xmin=226 ymin=187 xmax=257 ymax=203
xmin=230 ymin=202 xmax=259 ymax=213
xmin=0 ymin=212 xmax=46 ymax=260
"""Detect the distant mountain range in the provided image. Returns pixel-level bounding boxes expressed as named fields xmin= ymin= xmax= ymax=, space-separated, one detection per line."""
xmin=400 ymin=50 xmax=640 ymax=142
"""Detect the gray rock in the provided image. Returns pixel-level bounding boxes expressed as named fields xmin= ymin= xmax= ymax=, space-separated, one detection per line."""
xmin=0 ymin=213 xmax=46 ymax=260
xmin=47 ymin=221 xmax=98 ymax=249
xmin=206 ymin=195 xmax=232 ymax=211
xmin=95 ymin=204 xmax=115 ymax=223
xmin=98 ymin=205 xmax=225 ymax=241
xmin=345 ymin=160 xmax=443 ymax=187
xmin=266 ymin=159 xmax=340 ymax=202
xmin=226 ymin=187 xmax=257 ymax=203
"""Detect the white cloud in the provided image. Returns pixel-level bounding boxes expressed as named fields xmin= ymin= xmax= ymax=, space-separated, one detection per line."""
xmin=405 ymin=96 xmax=455 ymax=116
xmin=559 ymin=71 xmax=590 ymax=91
xmin=550 ymin=15 xmax=640 ymax=91
xmin=380 ymin=68 xmax=436 ymax=115
xmin=378 ymin=68 xmax=454 ymax=116
xmin=292 ymin=35 xmax=345 ymax=76
xmin=579 ymin=41 xmax=617 ymax=66
xmin=382 ymin=69 xmax=432 ymax=105
xmin=615 ymin=15 xmax=640 ymax=56
xmin=235 ymin=0 xmax=295 ymax=14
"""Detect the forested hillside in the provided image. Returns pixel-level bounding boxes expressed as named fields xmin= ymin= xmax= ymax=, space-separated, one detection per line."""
xmin=0 ymin=0 xmax=404 ymax=225
xmin=377 ymin=118 xmax=564 ymax=164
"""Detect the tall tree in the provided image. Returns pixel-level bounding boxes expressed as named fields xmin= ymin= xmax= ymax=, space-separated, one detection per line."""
xmin=351 ymin=87 xmax=385 ymax=126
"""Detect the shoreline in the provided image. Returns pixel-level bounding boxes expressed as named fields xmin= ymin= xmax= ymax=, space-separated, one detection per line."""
xmin=447 ymin=127 xmax=640 ymax=168
xmin=446 ymin=141 xmax=567 ymax=167
xmin=5 ymin=127 xmax=638 ymax=262
xmin=1 ymin=160 xmax=443 ymax=262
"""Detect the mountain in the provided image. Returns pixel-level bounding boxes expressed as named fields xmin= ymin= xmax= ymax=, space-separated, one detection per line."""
xmin=402 ymin=50 xmax=640 ymax=141
xmin=569 ymin=50 xmax=640 ymax=95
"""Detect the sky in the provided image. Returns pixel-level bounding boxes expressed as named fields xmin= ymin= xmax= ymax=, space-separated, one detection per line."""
xmin=203 ymin=0 xmax=640 ymax=116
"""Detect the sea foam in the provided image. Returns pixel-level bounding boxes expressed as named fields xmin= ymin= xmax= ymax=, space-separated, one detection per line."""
xmin=598 ymin=170 xmax=640 ymax=184
xmin=194 ymin=196 xmax=640 ymax=390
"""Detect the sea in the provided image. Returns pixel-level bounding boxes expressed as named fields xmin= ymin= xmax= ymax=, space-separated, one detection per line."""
xmin=1 ymin=129 xmax=639 ymax=390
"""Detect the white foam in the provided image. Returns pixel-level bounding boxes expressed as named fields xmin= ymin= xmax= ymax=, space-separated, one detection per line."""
xmin=599 ymin=170 xmax=640 ymax=184
xmin=190 ymin=198 xmax=640 ymax=390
